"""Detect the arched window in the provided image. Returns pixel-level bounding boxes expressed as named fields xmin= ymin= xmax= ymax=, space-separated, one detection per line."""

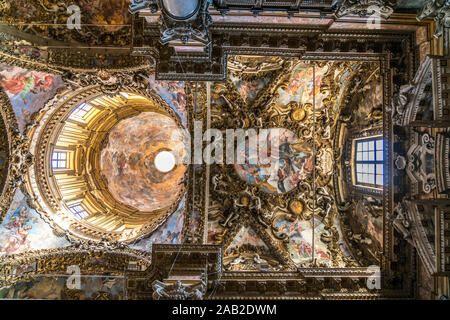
xmin=355 ymin=137 xmax=384 ymax=188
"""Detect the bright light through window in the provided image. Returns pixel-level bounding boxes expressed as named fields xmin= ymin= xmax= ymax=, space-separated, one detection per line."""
xmin=355 ymin=138 xmax=384 ymax=187
xmin=69 ymin=205 xmax=89 ymax=219
xmin=51 ymin=151 xmax=68 ymax=169
xmin=70 ymin=103 xmax=93 ymax=121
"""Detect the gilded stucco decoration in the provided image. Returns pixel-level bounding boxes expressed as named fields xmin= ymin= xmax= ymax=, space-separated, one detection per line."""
xmin=205 ymin=56 xmax=384 ymax=271
xmin=25 ymin=86 xmax=188 ymax=243
xmin=0 ymin=0 xmax=443 ymax=299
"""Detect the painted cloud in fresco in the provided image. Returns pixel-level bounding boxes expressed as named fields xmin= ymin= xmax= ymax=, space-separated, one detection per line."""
xmin=130 ymin=197 xmax=185 ymax=252
xmin=0 ymin=64 xmax=65 ymax=133
xmin=147 ymin=75 xmax=188 ymax=127
xmin=0 ymin=190 xmax=70 ymax=256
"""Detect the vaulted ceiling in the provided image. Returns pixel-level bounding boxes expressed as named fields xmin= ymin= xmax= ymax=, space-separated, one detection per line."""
xmin=0 ymin=0 xmax=448 ymax=300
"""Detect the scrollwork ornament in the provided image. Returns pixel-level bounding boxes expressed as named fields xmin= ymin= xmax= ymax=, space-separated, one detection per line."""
xmin=0 ymin=89 xmax=33 ymax=223
xmin=335 ymin=0 xmax=396 ymax=19
xmin=417 ymin=0 xmax=450 ymax=38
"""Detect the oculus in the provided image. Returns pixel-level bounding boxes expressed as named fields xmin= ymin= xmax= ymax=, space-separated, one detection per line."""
xmin=155 ymin=151 xmax=176 ymax=173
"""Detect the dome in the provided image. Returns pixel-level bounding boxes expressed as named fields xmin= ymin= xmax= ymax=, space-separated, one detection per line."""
xmin=27 ymin=88 xmax=187 ymax=242
xmin=100 ymin=111 xmax=186 ymax=212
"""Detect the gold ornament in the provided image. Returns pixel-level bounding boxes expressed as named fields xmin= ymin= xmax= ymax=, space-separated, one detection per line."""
xmin=289 ymin=200 xmax=304 ymax=215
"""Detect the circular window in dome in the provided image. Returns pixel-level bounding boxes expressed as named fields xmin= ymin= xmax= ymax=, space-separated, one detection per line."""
xmin=154 ymin=151 xmax=176 ymax=173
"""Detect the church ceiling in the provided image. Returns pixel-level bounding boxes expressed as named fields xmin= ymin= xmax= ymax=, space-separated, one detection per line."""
xmin=0 ymin=55 xmax=385 ymax=266
xmin=205 ymin=57 xmax=383 ymax=271
xmin=0 ymin=0 xmax=446 ymax=300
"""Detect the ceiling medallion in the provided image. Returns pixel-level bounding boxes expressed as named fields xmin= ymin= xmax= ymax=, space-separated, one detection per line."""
xmin=288 ymin=200 xmax=304 ymax=215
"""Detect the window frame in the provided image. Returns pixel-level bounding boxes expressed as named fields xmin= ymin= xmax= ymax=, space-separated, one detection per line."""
xmin=69 ymin=102 xmax=94 ymax=122
xmin=68 ymin=204 xmax=89 ymax=219
xmin=51 ymin=151 xmax=69 ymax=170
xmin=354 ymin=136 xmax=384 ymax=189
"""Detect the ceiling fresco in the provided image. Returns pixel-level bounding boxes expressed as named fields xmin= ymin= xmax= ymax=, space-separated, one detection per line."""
xmin=0 ymin=0 xmax=132 ymax=45
xmin=234 ymin=128 xmax=314 ymax=194
xmin=223 ymin=226 xmax=276 ymax=271
xmin=147 ymin=75 xmax=188 ymax=127
xmin=100 ymin=111 xmax=187 ymax=212
xmin=0 ymin=190 xmax=70 ymax=256
xmin=0 ymin=64 xmax=65 ymax=133
xmin=206 ymin=57 xmax=383 ymax=270
xmin=0 ymin=54 xmax=387 ymax=276
xmin=130 ymin=197 xmax=185 ymax=253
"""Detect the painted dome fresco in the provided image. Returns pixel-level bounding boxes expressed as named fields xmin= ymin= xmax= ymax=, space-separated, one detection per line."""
xmin=100 ymin=111 xmax=187 ymax=212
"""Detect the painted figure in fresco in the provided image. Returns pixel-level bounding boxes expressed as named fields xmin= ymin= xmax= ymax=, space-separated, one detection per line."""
xmin=0 ymin=74 xmax=36 ymax=104
xmin=274 ymin=218 xmax=332 ymax=266
xmin=0 ymin=72 xmax=54 ymax=105
xmin=33 ymin=73 xmax=53 ymax=93
xmin=354 ymin=201 xmax=383 ymax=248
xmin=1 ymin=206 xmax=33 ymax=255
xmin=22 ymin=109 xmax=32 ymax=125
xmin=189 ymin=212 xmax=201 ymax=233
xmin=276 ymin=136 xmax=314 ymax=193
xmin=147 ymin=76 xmax=188 ymax=125
xmin=289 ymin=68 xmax=322 ymax=97
xmin=17 ymin=46 xmax=46 ymax=60
xmin=239 ymin=80 xmax=261 ymax=101
xmin=235 ymin=128 xmax=314 ymax=194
